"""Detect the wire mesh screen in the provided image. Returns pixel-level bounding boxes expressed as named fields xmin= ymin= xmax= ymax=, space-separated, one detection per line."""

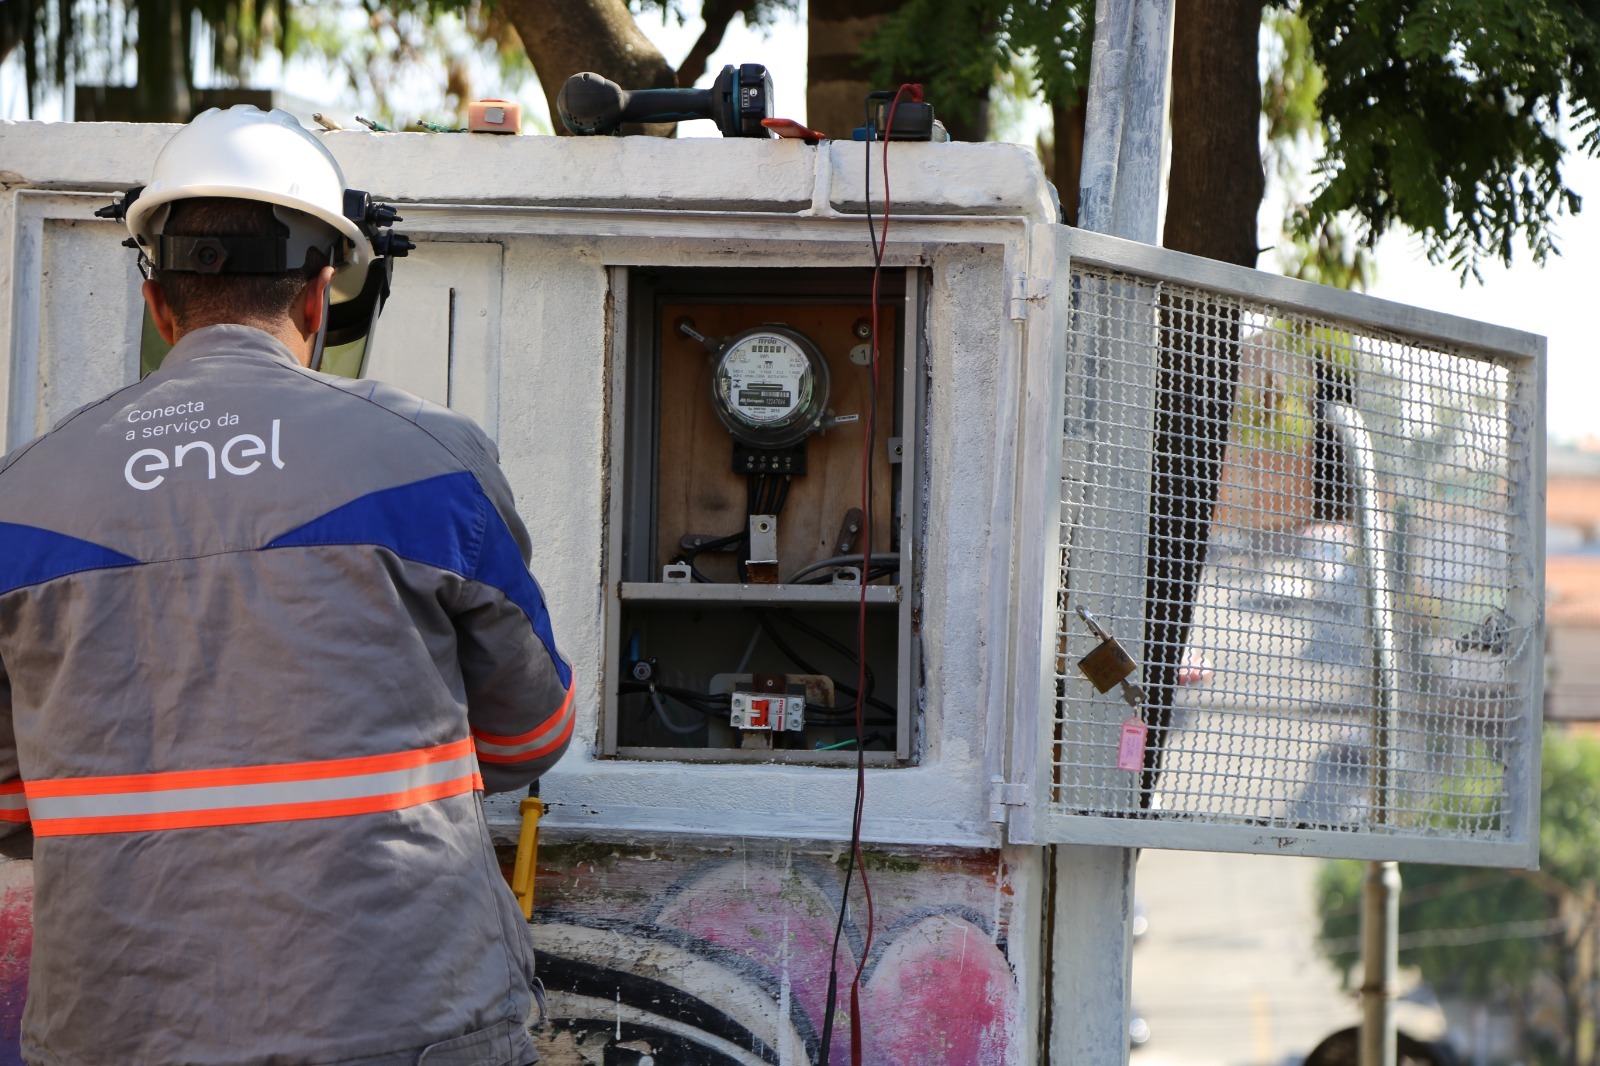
xmin=1047 ymin=264 xmax=1540 ymax=855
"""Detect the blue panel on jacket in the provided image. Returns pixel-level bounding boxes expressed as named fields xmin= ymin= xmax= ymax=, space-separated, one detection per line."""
xmin=0 ymin=523 xmax=139 ymax=597
xmin=265 ymin=472 xmax=569 ymax=687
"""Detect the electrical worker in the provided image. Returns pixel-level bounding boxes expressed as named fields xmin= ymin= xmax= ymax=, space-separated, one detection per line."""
xmin=0 ymin=106 xmax=573 ymax=1065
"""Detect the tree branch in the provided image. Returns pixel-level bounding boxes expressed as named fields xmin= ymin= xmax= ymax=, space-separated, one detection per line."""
xmin=500 ymin=0 xmax=678 ymax=135
xmin=679 ymin=0 xmax=756 ymax=88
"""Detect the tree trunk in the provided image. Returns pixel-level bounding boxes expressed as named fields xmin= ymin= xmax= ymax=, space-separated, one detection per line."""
xmin=1138 ymin=0 xmax=1262 ymax=797
xmin=1049 ymin=100 xmax=1087 ymax=226
xmin=806 ymin=0 xmax=901 ymax=140
xmin=134 ymin=0 xmax=191 ymax=123
xmin=1162 ymin=0 xmax=1265 ymax=265
xmin=500 ymin=0 xmax=677 ymax=136
xmin=807 ymin=0 xmax=989 ymax=141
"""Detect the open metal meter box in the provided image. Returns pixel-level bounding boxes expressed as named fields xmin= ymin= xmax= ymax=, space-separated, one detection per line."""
xmin=0 ymin=126 xmax=1543 ymax=862
xmin=603 ymin=267 xmax=924 ymax=764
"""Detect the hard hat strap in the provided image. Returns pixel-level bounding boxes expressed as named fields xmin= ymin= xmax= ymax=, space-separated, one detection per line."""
xmin=158 ymin=234 xmax=290 ymax=274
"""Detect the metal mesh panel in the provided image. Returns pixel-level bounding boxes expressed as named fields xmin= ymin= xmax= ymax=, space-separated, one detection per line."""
xmin=1049 ymin=265 xmax=1538 ymax=850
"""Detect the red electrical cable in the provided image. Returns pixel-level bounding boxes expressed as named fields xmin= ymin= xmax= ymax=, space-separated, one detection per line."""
xmin=849 ymin=83 xmax=914 ymax=1064
xmin=819 ymin=84 xmax=917 ymax=1065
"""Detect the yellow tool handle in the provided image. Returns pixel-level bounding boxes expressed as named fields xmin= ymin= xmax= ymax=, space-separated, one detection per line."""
xmin=510 ymin=796 xmax=544 ymax=920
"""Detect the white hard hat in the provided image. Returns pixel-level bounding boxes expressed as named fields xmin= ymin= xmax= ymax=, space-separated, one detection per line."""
xmin=123 ymin=106 xmax=376 ymax=303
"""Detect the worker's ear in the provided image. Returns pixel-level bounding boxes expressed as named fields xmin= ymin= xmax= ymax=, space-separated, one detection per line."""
xmin=142 ymin=280 xmax=179 ymax=346
xmin=301 ymin=266 xmax=336 ymax=337
xmin=300 ymin=262 xmax=336 ymax=336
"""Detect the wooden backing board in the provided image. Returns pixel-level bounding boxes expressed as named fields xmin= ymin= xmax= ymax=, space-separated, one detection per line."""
xmin=656 ymin=301 xmax=900 ymax=582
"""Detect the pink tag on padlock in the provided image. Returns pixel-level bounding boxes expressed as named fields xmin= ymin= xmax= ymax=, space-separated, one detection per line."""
xmin=1117 ymin=718 xmax=1147 ymax=772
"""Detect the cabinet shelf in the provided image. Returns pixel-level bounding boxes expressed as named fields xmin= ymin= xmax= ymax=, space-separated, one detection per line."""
xmin=618 ymin=581 xmax=901 ymax=607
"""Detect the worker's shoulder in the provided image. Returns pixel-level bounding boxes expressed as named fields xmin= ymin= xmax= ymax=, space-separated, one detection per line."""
xmin=312 ymin=372 xmax=500 ymax=473
xmin=0 ymin=384 xmax=138 ymax=483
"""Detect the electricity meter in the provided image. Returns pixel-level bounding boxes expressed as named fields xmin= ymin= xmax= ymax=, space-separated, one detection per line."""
xmin=709 ymin=326 xmax=831 ymax=448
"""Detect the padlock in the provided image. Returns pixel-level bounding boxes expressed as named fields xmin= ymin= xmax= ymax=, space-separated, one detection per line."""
xmin=1077 ymin=637 xmax=1137 ymax=694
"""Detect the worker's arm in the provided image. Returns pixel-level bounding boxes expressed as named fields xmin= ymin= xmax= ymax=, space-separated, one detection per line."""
xmin=457 ymin=464 xmax=575 ymax=795
xmin=0 ymin=658 xmax=29 ymax=858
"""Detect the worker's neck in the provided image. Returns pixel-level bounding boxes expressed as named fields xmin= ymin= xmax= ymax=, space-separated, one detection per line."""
xmin=177 ymin=317 xmax=315 ymax=367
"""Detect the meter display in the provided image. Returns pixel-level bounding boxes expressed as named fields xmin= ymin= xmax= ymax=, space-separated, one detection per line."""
xmin=722 ymin=336 xmax=808 ymax=424
xmin=710 ymin=326 xmax=830 ymax=447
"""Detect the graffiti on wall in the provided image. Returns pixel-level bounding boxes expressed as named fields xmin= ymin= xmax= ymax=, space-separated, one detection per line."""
xmin=0 ymin=845 xmax=1022 ymax=1066
xmin=521 ymin=842 xmax=1022 ymax=1066
xmin=0 ymin=861 xmax=31 ymax=1066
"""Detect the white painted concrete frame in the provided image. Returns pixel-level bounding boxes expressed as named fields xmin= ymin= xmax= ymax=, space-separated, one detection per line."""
xmin=4 ymin=190 xmax=145 ymax=451
xmin=1 ymin=180 xmax=1044 ymax=851
xmin=333 ymin=203 xmax=1043 ymax=851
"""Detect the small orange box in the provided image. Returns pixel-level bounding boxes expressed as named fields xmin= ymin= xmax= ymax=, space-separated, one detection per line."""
xmin=467 ymin=99 xmax=522 ymax=134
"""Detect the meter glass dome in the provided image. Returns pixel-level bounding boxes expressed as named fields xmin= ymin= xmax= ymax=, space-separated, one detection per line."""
xmin=711 ymin=327 xmax=830 ymax=447
xmin=720 ymin=333 xmax=810 ymax=425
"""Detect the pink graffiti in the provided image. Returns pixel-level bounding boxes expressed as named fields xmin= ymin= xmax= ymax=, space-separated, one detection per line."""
xmin=859 ymin=915 xmax=1014 ymax=1065
xmin=0 ymin=879 xmax=34 ymax=1062
xmin=650 ymin=860 xmax=1017 ymax=1064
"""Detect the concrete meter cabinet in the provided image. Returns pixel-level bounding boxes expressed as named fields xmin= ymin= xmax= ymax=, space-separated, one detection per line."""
xmin=1 ymin=122 xmax=1544 ymax=1063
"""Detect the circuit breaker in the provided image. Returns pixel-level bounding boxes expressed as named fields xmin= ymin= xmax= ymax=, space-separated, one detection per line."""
xmin=602 ymin=267 xmax=924 ymax=764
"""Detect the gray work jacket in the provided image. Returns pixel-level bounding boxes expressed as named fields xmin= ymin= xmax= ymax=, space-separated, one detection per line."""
xmin=0 ymin=325 xmax=574 ymax=1065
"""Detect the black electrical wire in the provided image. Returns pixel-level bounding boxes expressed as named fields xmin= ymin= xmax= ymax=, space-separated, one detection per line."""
xmin=753 ymin=611 xmax=872 ymax=703
xmin=671 ymin=475 xmax=798 ymax=585
xmin=758 ymin=609 xmax=897 ymax=716
xmin=672 ymin=477 xmax=765 ymax=583
xmin=617 ymin=683 xmax=730 ymax=714
xmin=786 ymin=553 xmax=902 ymax=584
xmin=819 ymin=85 xmax=911 ymax=1066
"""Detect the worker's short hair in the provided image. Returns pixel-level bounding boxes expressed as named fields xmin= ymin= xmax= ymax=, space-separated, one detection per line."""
xmin=154 ymin=198 xmax=329 ymax=331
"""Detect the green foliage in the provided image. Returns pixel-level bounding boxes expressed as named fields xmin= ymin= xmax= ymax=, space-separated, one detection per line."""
xmin=1538 ymin=728 xmax=1600 ymax=888
xmin=1262 ymin=7 xmax=1324 ymax=146
xmin=1297 ymin=0 xmax=1600 ymax=279
xmin=1262 ymin=7 xmax=1374 ymax=291
xmin=860 ymin=0 xmax=1092 ymax=125
xmin=630 ymin=0 xmax=798 ymax=33
xmin=288 ymin=1 xmax=532 ymax=125
xmin=2 ymin=0 xmax=292 ymax=116
xmin=1315 ymin=730 xmax=1600 ymax=1006
xmin=0 ymin=0 xmax=525 ymax=124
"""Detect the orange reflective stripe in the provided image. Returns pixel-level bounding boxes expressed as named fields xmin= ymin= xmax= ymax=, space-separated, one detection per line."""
xmin=476 ymin=708 xmax=575 ymax=766
xmin=26 ymin=738 xmax=475 ymax=799
xmin=25 ymin=740 xmax=482 ymax=838
xmin=472 ymin=678 xmax=576 ymax=748
xmin=473 ymin=680 xmax=575 ymax=765
xmin=0 ymin=779 xmax=27 ymax=825
xmin=32 ymin=775 xmax=482 ymax=837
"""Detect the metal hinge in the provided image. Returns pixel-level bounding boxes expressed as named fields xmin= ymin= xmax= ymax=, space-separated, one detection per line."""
xmin=989 ymin=775 xmax=1028 ymax=823
xmin=1008 ymin=274 xmax=1051 ymax=322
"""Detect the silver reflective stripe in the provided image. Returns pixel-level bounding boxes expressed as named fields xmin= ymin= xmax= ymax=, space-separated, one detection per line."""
xmin=0 ymin=792 xmax=27 ymax=812
xmin=29 ymin=752 xmax=477 ymax=822
xmin=475 ymin=737 xmax=547 ymax=759
xmin=474 ymin=701 xmax=573 ymax=759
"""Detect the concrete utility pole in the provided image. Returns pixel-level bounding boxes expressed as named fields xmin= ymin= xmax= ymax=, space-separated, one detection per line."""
xmin=1050 ymin=1 xmax=1172 ymax=1062
xmin=1360 ymin=861 xmax=1400 ymax=1066
xmin=1331 ymin=404 xmax=1401 ymax=1066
